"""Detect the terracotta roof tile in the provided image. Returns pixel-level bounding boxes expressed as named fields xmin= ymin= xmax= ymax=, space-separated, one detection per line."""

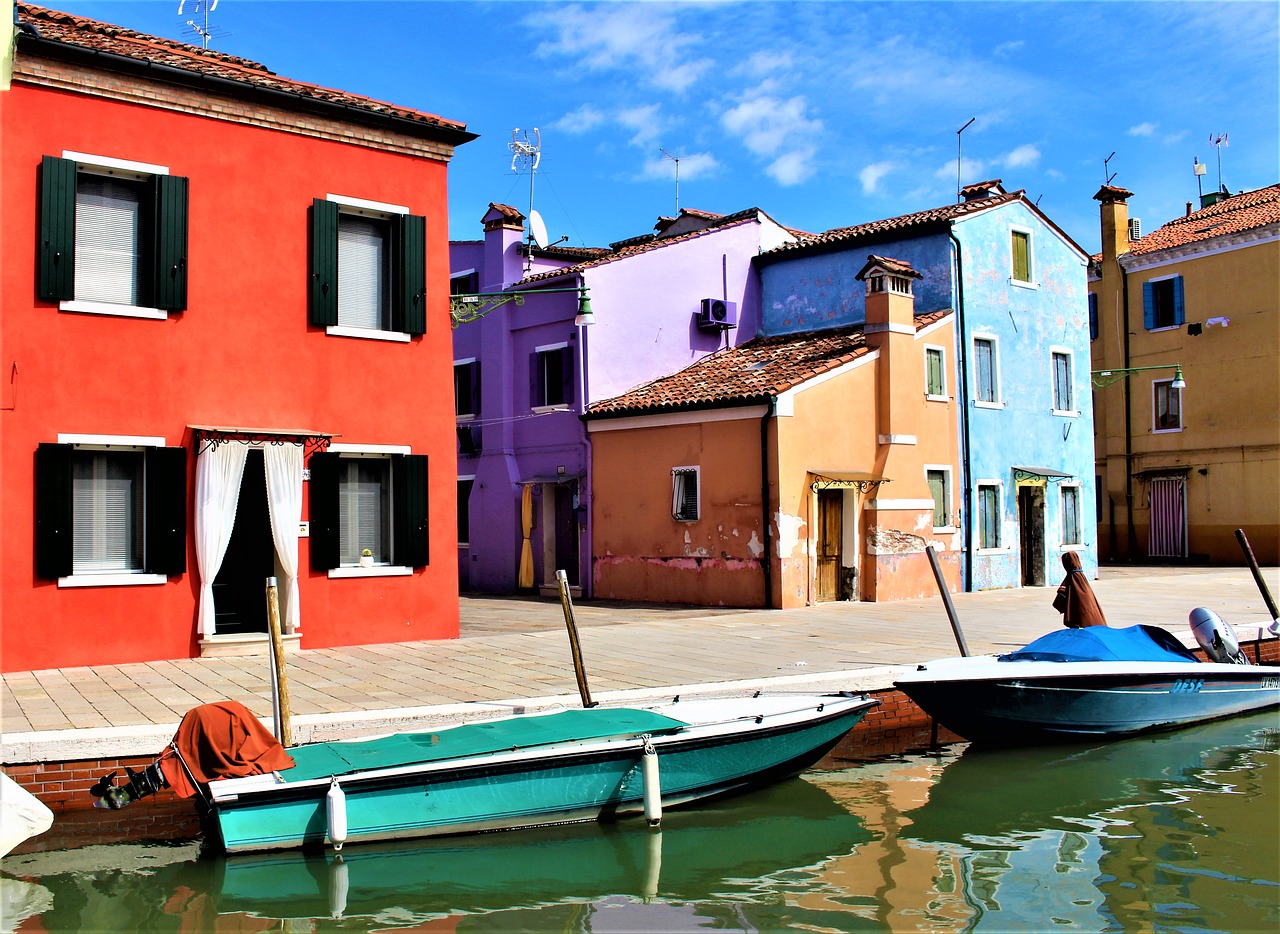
xmin=587 ymin=311 xmax=951 ymax=419
xmin=1127 ymin=184 xmax=1280 ymax=255
xmin=16 ymin=3 xmax=469 ymax=134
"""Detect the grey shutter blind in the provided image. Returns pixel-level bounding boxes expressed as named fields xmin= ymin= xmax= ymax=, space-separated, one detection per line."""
xmin=75 ymin=175 xmax=142 ymax=305
xmin=394 ymin=454 xmax=430 ymax=568
xmin=926 ymin=348 xmax=943 ymax=395
xmin=395 ymin=213 xmax=427 ymax=335
xmin=145 ymin=446 xmax=187 ymax=575
xmin=308 ymin=451 xmax=340 ymax=569
xmin=337 ymin=215 xmax=386 ymax=329
xmin=309 ymin=199 xmax=339 ymax=327
xmin=72 ymin=449 xmax=143 ymax=572
xmin=975 ymin=340 xmax=995 ymax=402
xmin=38 ymin=156 xmax=77 ymax=302
xmin=339 ymin=459 xmax=390 ymax=562
xmin=1053 ymin=353 xmax=1071 ymax=410
xmin=35 ymin=443 xmax=74 ymax=580
xmin=152 ymin=174 xmax=189 ymax=311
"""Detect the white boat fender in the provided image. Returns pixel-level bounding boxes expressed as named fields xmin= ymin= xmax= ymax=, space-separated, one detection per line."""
xmin=327 ymin=777 xmax=347 ymax=850
xmin=640 ymin=736 xmax=662 ymax=828
xmin=328 ymin=855 xmax=349 ymax=919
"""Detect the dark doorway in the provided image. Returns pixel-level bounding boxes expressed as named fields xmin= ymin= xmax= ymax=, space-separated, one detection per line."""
xmin=553 ymin=482 xmax=580 ymax=587
xmin=212 ymin=450 xmax=275 ymax=634
xmin=1018 ymin=485 xmax=1046 ymax=587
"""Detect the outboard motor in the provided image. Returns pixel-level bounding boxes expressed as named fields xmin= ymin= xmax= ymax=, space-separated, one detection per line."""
xmin=90 ymin=762 xmax=168 ymax=810
xmin=1189 ymin=607 xmax=1249 ymax=665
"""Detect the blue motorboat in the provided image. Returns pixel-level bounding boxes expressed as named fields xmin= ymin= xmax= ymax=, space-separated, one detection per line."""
xmin=895 ymin=609 xmax=1279 ymax=744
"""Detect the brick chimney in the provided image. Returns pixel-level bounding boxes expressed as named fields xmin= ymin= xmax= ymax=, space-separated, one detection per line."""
xmin=1093 ymin=185 xmax=1133 ymax=265
xmin=857 ymin=255 xmax=922 ymax=444
xmin=481 ymin=203 xmax=526 ymax=291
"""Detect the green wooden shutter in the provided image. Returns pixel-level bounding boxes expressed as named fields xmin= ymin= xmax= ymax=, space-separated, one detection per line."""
xmin=38 ymin=156 xmax=77 ymax=302
xmin=308 ymin=451 xmax=340 ymax=570
xmin=310 ymin=199 xmax=339 ymax=327
xmin=393 ymin=453 xmax=430 ymax=568
xmin=152 ymin=174 xmax=189 ymax=311
xmin=1011 ymin=231 xmax=1030 ymax=282
xmin=1172 ymin=275 xmax=1185 ymax=326
xmin=35 ymin=442 xmax=74 ymax=580
xmin=145 ymin=446 xmax=188 ymax=575
xmin=394 ymin=213 xmax=427 ymax=335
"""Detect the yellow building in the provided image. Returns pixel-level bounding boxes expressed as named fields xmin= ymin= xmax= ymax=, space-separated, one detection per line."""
xmin=1090 ymin=184 xmax=1279 ymax=564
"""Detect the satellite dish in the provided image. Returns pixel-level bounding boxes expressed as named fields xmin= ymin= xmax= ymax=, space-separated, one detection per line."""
xmin=528 ymin=210 xmax=548 ymax=250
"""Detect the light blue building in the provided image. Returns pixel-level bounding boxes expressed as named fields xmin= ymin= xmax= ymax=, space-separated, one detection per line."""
xmin=757 ymin=181 xmax=1096 ymax=592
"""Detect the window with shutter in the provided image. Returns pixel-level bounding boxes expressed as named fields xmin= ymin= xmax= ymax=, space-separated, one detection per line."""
xmin=1061 ymin=485 xmax=1081 ymax=545
xmin=925 ymin=346 xmax=946 ymax=398
xmin=978 ymin=483 xmax=1002 ymax=549
xmin=926 ymin=468 xmax=951 ymax=529
xmin=338 ymin=458 xmax=391 ymax=564
xmin=338 ymin=215 xmax=389 ymax=330
xmin=533 ymin=345 xmax=574 ymax=409
xmin=672 ymin=467 xmax=700 ymax=522
xmin=39 ymin=154 xmax=188 ymax=317
xmin=35 ymin=437 xmax=187 ymax=584
xmin=454 ymin=360 xmax=480 ymax=417
xmin=311 ymin=448 xmax=430 ymax=573
xmin=974 ymin=337 xmax=999 ymax=404
xmin=1011 ymin=230 xmax=1032 ymax=283
xmin=1052 ymin=350 xmax=1073 ymax=413
xmin=1144 ymin=277 xmax=1184 ymax=330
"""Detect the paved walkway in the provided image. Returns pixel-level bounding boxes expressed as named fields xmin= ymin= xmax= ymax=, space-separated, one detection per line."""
xmin=3 ymin=566 xmax=1277 ymax=762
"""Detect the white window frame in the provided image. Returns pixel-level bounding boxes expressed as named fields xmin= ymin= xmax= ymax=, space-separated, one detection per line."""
xmin=324 ymin=194 xmax=412 ymax=343
xmin=60 ymin=151 xmax=171 ymax=321
xmin=924 ymin=344 xmax=948 ymax=401
xmin=324 ymin=442 xmax=413 ymax=578
xmin=925 ymin=465 xmax=954 ymax=531
xmin=1060 ymin=482 xmax=1082 ymax=546
xmin=532 ymin=342 xmax=572 ymax=412
xmin=1010 ymin=225 xmax=1037 ymax=288
xmin=975 ymin=480 xmax=1006 ymax=553
xmin=56 ymin=432 xmax=168 ymax=588
xmin=972 ymin=335 xmax=1004 ymax=408
xmin=671 ymin=466 xmax=700 ymax=522
xmin=1050 ymin=346 xmax=1078 ymax=416
xmin=1152 ymin=378 xmax=1184 ymax=433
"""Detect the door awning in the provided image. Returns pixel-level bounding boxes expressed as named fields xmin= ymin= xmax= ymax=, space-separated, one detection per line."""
xmin=1012 ymin=465 xmax=1073 ymax=484
xmin=809 ymin=471 xmax=890 ymax=493
xmin=520 ymin=473 xmax=585 ymax=485
xmin=190 ymin=426 xmax=335 ymax=455
xmin=1133 ymin=465 xmax=1191 ymax=480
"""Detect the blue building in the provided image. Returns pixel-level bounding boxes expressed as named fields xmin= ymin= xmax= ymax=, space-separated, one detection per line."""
xmin=757 ymin=181 xmax=1097 ymax=591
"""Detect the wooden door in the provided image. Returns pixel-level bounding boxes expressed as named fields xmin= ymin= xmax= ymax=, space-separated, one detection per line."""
xmin=816 ymin=490 xmax=842 ymax=602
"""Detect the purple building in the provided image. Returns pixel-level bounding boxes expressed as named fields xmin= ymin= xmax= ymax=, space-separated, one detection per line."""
xmin=450 ymin=204 xmax=796 ymax=595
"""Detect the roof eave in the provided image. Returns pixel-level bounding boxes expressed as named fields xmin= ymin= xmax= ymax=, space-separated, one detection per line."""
xmin=17 ymin=33 xmax=478 ymax=149
xmin=583 ymin=394 xmax=773 ymax=422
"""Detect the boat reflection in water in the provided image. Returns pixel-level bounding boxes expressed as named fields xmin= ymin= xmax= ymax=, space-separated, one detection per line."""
xmin=808 ymin=709 xmax=1280 ymax=932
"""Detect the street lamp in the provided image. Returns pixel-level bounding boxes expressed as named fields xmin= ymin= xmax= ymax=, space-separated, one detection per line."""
xmin=450 ymin=286 xmax=593 ymax=328
xmin=1091 ymin=363 xmax=1185 ymax=389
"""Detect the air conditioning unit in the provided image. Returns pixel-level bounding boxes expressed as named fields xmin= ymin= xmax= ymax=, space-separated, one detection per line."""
xmin=1128 ymin=218 xmax=1142 ymax=241
xmin=696 ymin=298 xmax=738 ymax=331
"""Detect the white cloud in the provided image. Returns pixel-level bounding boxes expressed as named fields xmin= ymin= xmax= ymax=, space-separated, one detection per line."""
xmin=617 ymin=104 xmax=664 ymax=148
xmin=859 ymin=161 xmax=895 ymax=195
xmin=529 ymin=3 xmax=711 ymax=92
xmin=721 ymin=87 xmax=822 ymax=158
xmin=554 ymin=104 xmax=606 ymax=135
xmin=1001 ymin=144 xmax=1040 ymax=169
xmin=993 ymin=40 xmax=1025 ymax=58
xmin=1128 ymin=122 xmax=1158 ymax=137
xmin=768 ymin=149 xmax=817 ymax=186
xmin=736 ymin=50 xmax=795 ymax=77
xmin=641 ymin=151 xmax=720 ymax=181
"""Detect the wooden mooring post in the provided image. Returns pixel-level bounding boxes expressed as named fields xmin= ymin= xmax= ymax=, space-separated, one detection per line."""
xmin=266 ymin=576 xmax=294 ymax=746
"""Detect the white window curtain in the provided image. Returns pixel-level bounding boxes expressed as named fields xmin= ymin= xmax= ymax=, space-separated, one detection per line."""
xmin=263 ymin=443 xmax=303 ymax=634
xmin=194 ymin=443 xmax=248 ymax=637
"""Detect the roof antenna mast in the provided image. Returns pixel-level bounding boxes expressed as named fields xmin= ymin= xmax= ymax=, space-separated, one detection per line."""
xmin=956 ymin=118 xmax=975 ymax=203
xmin=510 ymin=129 xmax=543 ymax=271
xmin=1209 ymin=133 xmax=1228 ymax=194
xmin=660 ymin=148 xmax=681 ymax=213
xmin=178 ymin=0 xmax=224 ymax=50
xmin=1103 ymin=151 xmax=1117 ymax=185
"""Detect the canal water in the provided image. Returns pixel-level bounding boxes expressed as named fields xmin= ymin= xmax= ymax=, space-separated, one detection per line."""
xmin=3 ymin=710 xmax=1276 ymax=933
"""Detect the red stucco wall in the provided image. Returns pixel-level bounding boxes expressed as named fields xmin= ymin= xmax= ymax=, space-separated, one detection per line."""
xmin=1 ymin=82 xmax=460 ymax=671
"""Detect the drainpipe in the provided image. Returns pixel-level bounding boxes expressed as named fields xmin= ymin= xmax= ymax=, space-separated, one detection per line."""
xmin=760 ymin=396 xmax=775 ymax=608
xmin=1121 ymin=263 xmax=1136 ymax=559
xmin=577 ymin=283 xmax=593 ymax=597
xmin=948 ymin=230 xmax=974 ymax=592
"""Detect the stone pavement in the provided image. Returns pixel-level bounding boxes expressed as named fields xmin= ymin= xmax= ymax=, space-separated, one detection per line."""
xmin=2 ymin=566 xmax=1277 ymax=762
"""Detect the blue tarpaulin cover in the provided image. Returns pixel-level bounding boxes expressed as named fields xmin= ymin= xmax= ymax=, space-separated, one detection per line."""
xmin=1000 ymin=625 xmax=1200 ymax=664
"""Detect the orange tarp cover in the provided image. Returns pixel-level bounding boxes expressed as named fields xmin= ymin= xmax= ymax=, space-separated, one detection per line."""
xmin=159 ymin=701 xmax=296 ymax=798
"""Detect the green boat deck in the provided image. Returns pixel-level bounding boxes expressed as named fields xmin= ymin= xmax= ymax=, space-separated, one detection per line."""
xmin=282 ymin=708 xmax=690 ymax=783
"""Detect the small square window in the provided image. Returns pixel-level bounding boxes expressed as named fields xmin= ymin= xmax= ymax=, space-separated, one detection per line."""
xmin=978 ymin=484 xmax=1001 ymax=549
xmin=1011 ymin=230 xmax=1032 ymax=283
xmin=1052 ymin=351 xmax=1073 ymax=412
xmin=1061 ymin=485 xmax=1081 ymax=545
xmin=672 ymin=467 xmax=699 ymax=521
xmin=1154 ymin=379 xmax=1182 ymax=432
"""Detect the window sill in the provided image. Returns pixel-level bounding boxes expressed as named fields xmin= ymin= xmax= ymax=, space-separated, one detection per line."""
xmin=975 ymin=547 xmax=1011 ymax=556
xmin=531 ymin=404 xmax=573 ymax=414
xmin=925 ymin=393 xmax=950 ymax=403
xmin=974 ymin=400 xmax=1006 ymax=410
xmin=60 ymin=299 xmax=167 ymax=320
xmin=58 ymin=572 xmax=168 ymax=588
xmin=932 ymin=526 xmax=958 ymax=534
xmin=1145 ymin=324 xmax=1182 ymax=333
xmin=1010 ymin=279 xmax=1039 ymax=290
xmin=1153 ymin=427 xmax=1184 ymax=434
xmin=328 ymin=565 xmax=413 ymax=579
xmin=1052 ymin=409 xmax=1080 ymax=418
xmin=456 ymin=414 xmax=477 ymax=423
xmin=325 ymin=325 xmax=411 ymax=343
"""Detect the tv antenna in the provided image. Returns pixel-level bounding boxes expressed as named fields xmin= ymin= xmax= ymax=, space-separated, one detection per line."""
xmin=1103 ymin=152 xmax=1117 ymax=185
xmin=1209 ymin=133 xmax=1228 ymax=193
xmin=510 ymin=129 xmax=542 ymax=270
xmin=178 ymin=0 xmax=226 ymax=50
xmin=660 ymin=148 xmax=682 ymax=213
xmin=1193 ymin=155 xmax=1207 ymax=199
xmin=956 ymin=117 xmax=975 ymax=202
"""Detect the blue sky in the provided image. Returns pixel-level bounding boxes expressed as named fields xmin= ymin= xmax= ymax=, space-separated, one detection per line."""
xmin=52 ymin=2 xmax=1280 ymax=254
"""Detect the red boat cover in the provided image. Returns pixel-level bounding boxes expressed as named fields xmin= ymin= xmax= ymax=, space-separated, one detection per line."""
xmin=1052 ymin=551 xmax=1107 ymax=629
xmin=159 ymin=701 xmax=295 ymax=798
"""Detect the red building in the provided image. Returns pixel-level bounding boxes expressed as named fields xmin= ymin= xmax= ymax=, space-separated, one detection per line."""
xmin=1 ymin=4 xmax=474 ymax=671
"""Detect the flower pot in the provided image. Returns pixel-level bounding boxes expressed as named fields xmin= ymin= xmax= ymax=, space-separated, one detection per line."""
xmin=359 ymin=555 xmax=374 ymax=569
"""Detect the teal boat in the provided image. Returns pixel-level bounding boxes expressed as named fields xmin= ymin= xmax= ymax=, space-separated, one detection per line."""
xmin=202 ymin=693 xmax=875 ymax=853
